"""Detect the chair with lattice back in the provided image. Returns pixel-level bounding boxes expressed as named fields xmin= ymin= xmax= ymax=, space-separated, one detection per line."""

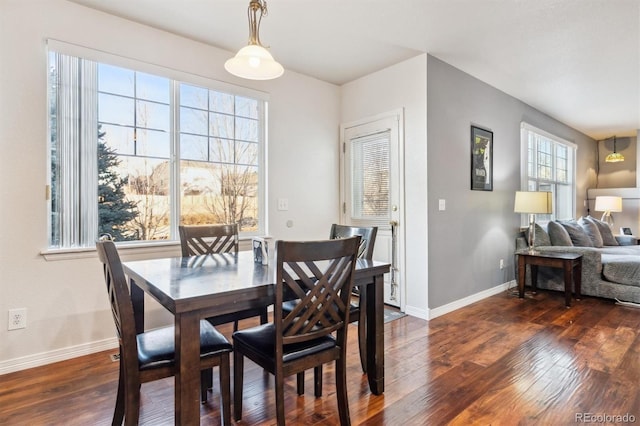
xmin=330 ymin=224 xmax=378 ymax=367
xmin=283 ymin=224 xmax=377 ymax=396
xmin=232 ymin=236 xmax=361 ymax=425
xmin=96 ymin=237 xmax=232 ymax=425
xmin=178 ymin=224 xmax=269 ymax=332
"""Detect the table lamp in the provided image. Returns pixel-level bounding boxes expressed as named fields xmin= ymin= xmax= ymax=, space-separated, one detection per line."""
xmin=514 ymin=191 xmax=552 ymax=254
xmin=594 ymin=196 xmax=622 ymax=229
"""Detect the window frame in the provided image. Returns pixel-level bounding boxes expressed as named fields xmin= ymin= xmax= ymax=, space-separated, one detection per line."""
xmin=45 ymin=39 xmax=268 ymax=254
xmin=520 ymin=122 xmax=577 ymax=226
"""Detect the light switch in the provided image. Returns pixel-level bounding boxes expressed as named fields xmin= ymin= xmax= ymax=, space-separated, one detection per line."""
xmin=277 ymin=198 xmax=289 ymax=211
xmin=438 ymin=199 xmax=446 ymax=211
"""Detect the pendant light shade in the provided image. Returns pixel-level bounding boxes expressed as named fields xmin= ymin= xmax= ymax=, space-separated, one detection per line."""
xmin=225 ymin=0 xmax=284 ymax=80
xmin=225 ymin=45 xmax=284 ymax=80
xmin=604 ymin=136 xmax=624 ymax=163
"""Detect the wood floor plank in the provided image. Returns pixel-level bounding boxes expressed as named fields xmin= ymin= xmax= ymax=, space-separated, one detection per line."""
xmin=1 ymin=289 xmax=639 ymax=425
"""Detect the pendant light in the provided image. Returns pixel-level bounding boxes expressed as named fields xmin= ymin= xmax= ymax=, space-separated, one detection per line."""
xmin=605 ymin=136 xmax=624 ymax=163
xmin=225 ymin=0 xmax=284 ymax=80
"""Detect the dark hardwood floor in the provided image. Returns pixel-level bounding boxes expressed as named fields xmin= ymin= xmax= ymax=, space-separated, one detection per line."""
xmin=1 ymin=289 xmax=639 ymax=425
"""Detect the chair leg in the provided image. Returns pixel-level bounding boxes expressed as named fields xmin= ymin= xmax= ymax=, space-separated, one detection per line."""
xmin=112 ymin=361 xmax=125 ymax=426
xmin=233 ymin=350 xmax=244 ymax=421
xmin=335 ymin=358 xmax=351 ymax=426
xmin=313 ymin=366 xmax=322 ymax=397
xmin=124 ymin=380 xmax=141 ymax=426
xmin=200 ymin=369 xmax=210 ymax=403
xmin=296 ymin=372 xmax=305 ymax=395
xmin=358 ymin=288 xmax=367 ymax=373
xmin=260 ymin=308 xmax=268 ymax=324
xmin=219 ymin=355 xmax=231 ymax=426
xmin=275 ymin=372 xmax=286 ymax=426
xmin=233 ymin=320 xmax=239 ymax=332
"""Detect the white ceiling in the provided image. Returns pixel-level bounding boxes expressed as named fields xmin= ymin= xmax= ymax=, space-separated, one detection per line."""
xmin=69 ymin=0 xmax=639 ymax=140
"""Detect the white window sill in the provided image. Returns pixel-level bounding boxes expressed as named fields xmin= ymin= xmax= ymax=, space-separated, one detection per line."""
xmin=41 ymin=240 xmax=181 ymax=261
xmin=40 ymin=236 xmax=272 ymax=261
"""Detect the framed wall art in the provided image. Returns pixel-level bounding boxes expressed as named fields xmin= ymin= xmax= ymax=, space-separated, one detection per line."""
xmin=470 ymin=125 xmax=493 ymax=191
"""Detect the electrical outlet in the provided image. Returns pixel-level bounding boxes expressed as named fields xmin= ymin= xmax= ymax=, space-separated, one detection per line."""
xmin=277 ymin=198 xmax=289 ymax=211
xmin=8 ymin=308 xmax=27 ymax=330
xmin=499 ymin=259 xmax=505 ymax=270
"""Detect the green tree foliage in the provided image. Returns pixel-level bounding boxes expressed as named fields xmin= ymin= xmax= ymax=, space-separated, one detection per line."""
xmin=98 ymin=126 xmax=138 ymax=241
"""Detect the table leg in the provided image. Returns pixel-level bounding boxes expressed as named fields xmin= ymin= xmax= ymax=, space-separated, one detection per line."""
xmin=563 ymin=260 xmax=573 ymax=307
xmin=530 ymin=265 xmax=538 ymax=294
xmin=575 ymin=260 xmax=582 ymax=300
xmin=517 ymin=255 xmax=525 ymax=298
xmin=130 ymin=279 xmax=145 ymax=334
xmin=563 ymin=260 xmax=577 ymax=308
xmin=366 ymin=273 xmax=384 ymax=395
xmin=175 ymin=311 xmax=201 ymax=425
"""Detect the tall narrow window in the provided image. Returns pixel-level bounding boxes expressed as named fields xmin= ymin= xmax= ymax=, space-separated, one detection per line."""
xmin=521 ymin=122 xmax=576 ymax=223
xmin=48 ymin=46 xmax=266 ymax=249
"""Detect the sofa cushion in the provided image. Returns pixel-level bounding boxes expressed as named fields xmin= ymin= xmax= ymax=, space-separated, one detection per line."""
xmin=601 ymin=254 xmax=640 ymax=287
xmin=525 ymin=223 xmax=551 ymax=247
xmin=559 ymin=220 xmax=594 ymax=247
xmin=578 ymin=216 xmax=603 ymax=248
xmin=587 ymin=215 xmax=618 ymax=246
xmin=547 ymin=221 xmax=573 ymax=246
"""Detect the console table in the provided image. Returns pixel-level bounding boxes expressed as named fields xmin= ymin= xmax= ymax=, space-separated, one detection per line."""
xmin=516 ymin=251 xmax=582 ymax=307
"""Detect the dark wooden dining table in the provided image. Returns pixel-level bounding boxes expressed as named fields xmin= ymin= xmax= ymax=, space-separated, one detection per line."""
xmin=122 ymin=250 xmax=390 ymax=425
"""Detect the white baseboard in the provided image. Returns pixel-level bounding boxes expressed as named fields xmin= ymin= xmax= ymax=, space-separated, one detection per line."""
xmin=427 ymin=280 xmax=515 ymax=320
xmin=0 ymin=337 xmax=119 ymax=376
xmin=403 ymin=305 xmax=429 ymax=320
xmin=1 ymin=281 xmax=516 ymax=376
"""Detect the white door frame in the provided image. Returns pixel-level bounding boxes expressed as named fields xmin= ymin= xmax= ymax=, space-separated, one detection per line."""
xmin=339 ymin=109 xmax=406 ymax=311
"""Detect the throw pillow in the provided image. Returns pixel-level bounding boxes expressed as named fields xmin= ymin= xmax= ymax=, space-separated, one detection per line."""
xmin=547 ymin=220 xmax=573 ymax=246
xmin=559 ymin=220 xmax=594 ymax=247
xmin=525 ymin=223 xmax=551 ymax=247
xmin=578 ymin=216 xmax=603 ymax=248
xmin=587 ymin=215 xmax=619 ymax=246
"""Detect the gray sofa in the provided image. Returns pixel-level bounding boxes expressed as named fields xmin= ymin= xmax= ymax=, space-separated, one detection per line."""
xmin=516 ymin=216 xmax=640 ymax=304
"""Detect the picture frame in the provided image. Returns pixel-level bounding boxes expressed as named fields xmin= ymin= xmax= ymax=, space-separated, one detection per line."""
xmin=470 ymin=125 xmax=493 ymax=191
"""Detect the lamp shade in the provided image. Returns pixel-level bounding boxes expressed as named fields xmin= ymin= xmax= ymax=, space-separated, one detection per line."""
xmin=514 ymin=191 xmax=552 ymax=214
xmin=605 ymin=152 xmax=625 ymax=163
xmin=224 ymin=45 xmax=284 ymax=80
xmin=594 ymin=196 xmax=622 ymax=213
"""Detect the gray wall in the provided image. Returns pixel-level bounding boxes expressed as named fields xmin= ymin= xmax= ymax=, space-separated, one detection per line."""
xmin=427 ymin=55 xmax=596 ymax=308
xmin=597 ymin=136 xmax=637 ymax=188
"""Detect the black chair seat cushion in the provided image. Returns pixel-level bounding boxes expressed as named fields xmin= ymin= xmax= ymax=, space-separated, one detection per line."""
xmin=137 ymin=320 xmax=232 ymax=370
xmin=233 ymin=323 xmax=336 ymax=363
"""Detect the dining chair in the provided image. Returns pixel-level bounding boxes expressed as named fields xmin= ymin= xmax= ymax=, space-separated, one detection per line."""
xmin=96 ymin=237 xmax=233 ymax=426
xmin=233 ymin=237 xmax=361 ymax=426
xmin=283 ymin=224 xmax=377 ymax=396
xmin=178 ymin=224 xmax=269 ymax=332
xmin=330 ymin=224 xmax=378 ymax=370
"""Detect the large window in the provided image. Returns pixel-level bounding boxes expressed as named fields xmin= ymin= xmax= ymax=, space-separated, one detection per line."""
xmin=521 ymin=122 xmax=576 ymax=223
xmin=48 ymin=46 xmax=265 ymax=249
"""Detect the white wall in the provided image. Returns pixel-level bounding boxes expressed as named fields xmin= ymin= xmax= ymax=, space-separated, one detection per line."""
xmin=0 ymin=0 xmax=340 ymax=371
xmin=341 ymin=55 xmax=429 ymax=318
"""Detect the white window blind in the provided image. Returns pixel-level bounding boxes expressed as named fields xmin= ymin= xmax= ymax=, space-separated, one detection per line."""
xmin=350 ymin=130 xmax=390 ymax=225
